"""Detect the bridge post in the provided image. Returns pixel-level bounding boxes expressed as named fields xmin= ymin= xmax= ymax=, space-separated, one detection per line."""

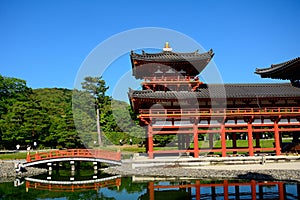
xmin=117 ymin=149 xmax=121 ymax=160
xmin=93 ymin=162 xmax=98 ymax=178
xmin=47 ymin=163 xmax=52 ymax=180
xmin=47 ymin=163 xmax=52 ymax=171
xmin=93 ymin=162 xmax=98 ymax=170
xmin=70 ymin=161 xmax=75 ymax=171
xmin=26 ymin=152 xmax=31 ymax=162
xmin=93 ymin=162 xmax=98 ymax=171
xmin=70 ymin=161 xmax=75 ymax=181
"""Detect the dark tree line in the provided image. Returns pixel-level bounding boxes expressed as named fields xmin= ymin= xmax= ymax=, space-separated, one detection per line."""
xmin=0 ymin=74 xmax=145 ymax=150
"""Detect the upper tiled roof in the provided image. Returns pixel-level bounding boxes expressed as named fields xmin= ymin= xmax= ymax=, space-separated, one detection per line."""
xmin=129 ymin=83 xmax=300 ymax=99
xmin=255 ymin=57 xmax=300 ymax=80
xmin=130 ymin=49 xmax=214 ymax=62
xmin=130 ymin=49 xmax=214 ymax=79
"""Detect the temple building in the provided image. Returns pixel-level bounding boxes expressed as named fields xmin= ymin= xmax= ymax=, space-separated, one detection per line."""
xmin=128 ymin=43 xmax=300 ymax=158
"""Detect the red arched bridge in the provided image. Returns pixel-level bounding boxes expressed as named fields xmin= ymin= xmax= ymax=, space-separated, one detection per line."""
xmin=24 ymin=149 xmax=121 ymax=167
xmin=25 ymin=175 xmax=121 ymax=192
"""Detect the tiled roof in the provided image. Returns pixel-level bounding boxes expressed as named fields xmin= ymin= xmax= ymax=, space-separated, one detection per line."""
xmin=129 ymin=83 xmax=300 ymax=99
xmin=130 ymin=49 xmax=214 ymax=78
xmin=130 ymin=49 xmax=214 ymax=62
xmin=255 ymin=57 xmax=300 ymax=80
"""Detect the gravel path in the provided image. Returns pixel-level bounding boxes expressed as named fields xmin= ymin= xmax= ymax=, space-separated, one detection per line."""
xmin=103 ymin=161 xmax=300 ymax=182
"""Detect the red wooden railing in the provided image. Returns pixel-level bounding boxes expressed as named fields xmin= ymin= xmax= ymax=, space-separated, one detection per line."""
xmin=139 ymin=107 xmax=300 ymax=117
xmin=26 ymin=149 xmax=121 ymax=163
xmin=143 ymin=76 xmax=195 ymax=82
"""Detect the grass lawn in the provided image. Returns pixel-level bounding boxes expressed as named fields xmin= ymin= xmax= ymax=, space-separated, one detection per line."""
xmin=0 ymin=138 xmax=293 ymax=160
xmin=121 ymin=146 xmax=146 ymax=153
xmin=192 ymin=138 xmax=292 ymax=148
xmin=0 ymin=151 xmax=28 ymax=160
xmin=106 ymin=138 xmax=294 ymax=154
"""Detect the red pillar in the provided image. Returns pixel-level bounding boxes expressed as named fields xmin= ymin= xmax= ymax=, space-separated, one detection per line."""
xmin=248 ymin=122 xmax=254 ymax=156
xmin=221 ymin=123 xmax=227 ymax=157
xmin=148 ymin=125 xmax=154 ymax=159
xmin=195 ymin=180 xmax=201 ymax=200
xmin=274 ymin=121 xmax=281 ymax=156
xmin=193 ymin=121 xmax=199 ymax=158
xmin=251 ymin=180 xmax=257 ymax=200
xmin=148 ymin=182 xmax=155 ymax=200
xmin=223 ymin=180 xmax=229 ymax=200
xmin=26 ymin=181 xmax=30 ymax=192
xmin=278 ymin=182 xmax=285 ymax=200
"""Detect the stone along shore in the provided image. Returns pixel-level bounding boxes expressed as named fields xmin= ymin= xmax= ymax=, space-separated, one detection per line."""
xmin=0 ymin=160 xmax=47 ymax=182
xmin=103 ymin=162 xmax=300 ymax=182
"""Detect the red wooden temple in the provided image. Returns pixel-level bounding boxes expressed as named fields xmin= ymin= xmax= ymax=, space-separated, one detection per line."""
xmin=128 ymin=43 xmax=300 ymax=158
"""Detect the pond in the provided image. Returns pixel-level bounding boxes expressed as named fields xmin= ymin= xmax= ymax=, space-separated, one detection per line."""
xmin=0 ymin=169 xmax=299 ymax=199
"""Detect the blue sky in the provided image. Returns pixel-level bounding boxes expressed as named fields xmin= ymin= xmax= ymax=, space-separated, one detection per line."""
xmin=1 ymin=0 xmax=300 ymax=100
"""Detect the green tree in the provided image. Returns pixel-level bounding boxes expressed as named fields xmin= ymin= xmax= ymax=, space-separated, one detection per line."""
xmin=33 ymin=88 xmax=80 ymax=148
xmin=81 ymin=76 xmax=109 ymax=146
xmin=1 ymin=96 xmax=50 ymax=147
xmin=0 ymin=75 xmax=32 ymax=148
xmin=0 ymin=74 xmax=147 ymax=149
xmin=72 ymin=89 xmax=97 ymax=147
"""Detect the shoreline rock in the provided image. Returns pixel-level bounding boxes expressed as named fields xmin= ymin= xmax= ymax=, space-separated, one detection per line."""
xmin=2 ymin=159 xmax=300 ymax=183
xmin=103 ymin=163 xmax=300 ymax=183
xmin=0 ymin=160 xmax=47 ymax=183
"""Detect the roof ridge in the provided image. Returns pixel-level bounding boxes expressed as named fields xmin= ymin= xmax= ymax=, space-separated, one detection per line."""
xmin=131 ymin=49 xmax=213 ymax=57
xmin=255 ymin=56 xmax=300 ymax=80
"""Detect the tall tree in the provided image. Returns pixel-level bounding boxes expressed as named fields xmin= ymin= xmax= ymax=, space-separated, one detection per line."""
xmin=0 ymin=75 xmax=31 ymax=116
xmin=0 ymin=75 xmax=32 ymax=148
xmin=81 ymin=76 xmax=109 ymax=146
xmin=33 ymin=88 xmax=79 ymax=148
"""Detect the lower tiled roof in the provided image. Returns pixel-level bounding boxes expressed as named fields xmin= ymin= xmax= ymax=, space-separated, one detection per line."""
xmin=129 ymin=83 xmax=300 ymax=99
xmin=255 ymin=57 xmax=300 ymax=80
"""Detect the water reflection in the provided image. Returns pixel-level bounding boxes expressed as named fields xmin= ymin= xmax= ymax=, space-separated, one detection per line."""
xmin=25 ymin=175 xmax=121 ymax=192
xmin=137 ymin=178 xmax=300 ymax=200
xmin=3 ymin=174 xmax=300 ymax=199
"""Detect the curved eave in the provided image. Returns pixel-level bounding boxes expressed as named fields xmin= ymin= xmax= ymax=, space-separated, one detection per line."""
xmin=130 ymin=49 xmax=214 ymax=79
xmin=128 ymin=83 xmax=300 ymax=100
xmin=255 ymin=57 xmax=300 ymax=80
xmin=130 ymin=49 xmax=214 ymax=66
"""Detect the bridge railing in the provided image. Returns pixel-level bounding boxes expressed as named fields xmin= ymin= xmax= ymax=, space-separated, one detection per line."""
xmin=26 ymin=149 xmax=121 ymax=162
xmin=25 ymin=177 xmax=121 ymax=192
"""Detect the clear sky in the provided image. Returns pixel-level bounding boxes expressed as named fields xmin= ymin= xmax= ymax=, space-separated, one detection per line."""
xmin=1 ymin=0 xmax=300 ymax=100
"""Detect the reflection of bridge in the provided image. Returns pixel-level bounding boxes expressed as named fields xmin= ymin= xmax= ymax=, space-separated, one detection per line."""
xmin=25 ymin=175 xmax=121 ymax=192
xmin=24 ymin=149 xmax=121 ymax=167
xmin=140 ymin=179 xmax=300 ymax=200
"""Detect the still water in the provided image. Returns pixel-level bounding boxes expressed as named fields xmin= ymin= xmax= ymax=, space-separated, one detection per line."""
xmin=0 ymin=168 xmax=299 ymax=200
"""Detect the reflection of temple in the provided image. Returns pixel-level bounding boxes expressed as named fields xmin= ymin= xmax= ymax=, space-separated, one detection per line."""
xmin=128 ymin=43 xmax=300 ymax=158
xmin=25 ymin=176 xmax=121 ymax=192
xmin=139 ymin=179 xmax=300 ymax=200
